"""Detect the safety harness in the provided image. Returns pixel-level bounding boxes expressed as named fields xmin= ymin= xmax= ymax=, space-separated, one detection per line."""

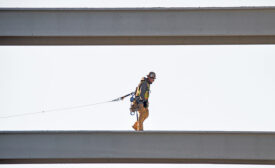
xmin=135 ymin=77 xmax=150 ymax=101
xmin=129 ymin=77 xmax=150 ymax=120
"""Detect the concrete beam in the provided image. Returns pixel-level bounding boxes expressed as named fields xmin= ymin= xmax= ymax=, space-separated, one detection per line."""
xmin=0 ymin=7 xmax=275 ymax=45
xmin=1 ymin=131 xmax=275 ymax=164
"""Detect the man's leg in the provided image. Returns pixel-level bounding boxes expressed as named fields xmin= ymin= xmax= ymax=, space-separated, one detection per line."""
xmin=137 ymin=104 xmax=149 ymax=131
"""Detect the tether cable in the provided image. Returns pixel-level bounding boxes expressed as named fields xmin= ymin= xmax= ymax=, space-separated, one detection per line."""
xmin=0 ymin=101 xmax=110 ymax=119
xmin=0 ymin=92 xmax=134 ymax=119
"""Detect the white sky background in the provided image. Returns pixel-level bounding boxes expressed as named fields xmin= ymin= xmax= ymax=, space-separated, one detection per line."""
xmin=1 ymin=1 xmax=275 ymax=168
xmin=1 ymin=45 xmax=275 ymax=131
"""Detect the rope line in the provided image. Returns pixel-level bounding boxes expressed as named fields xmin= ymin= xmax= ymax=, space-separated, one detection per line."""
xmin=0 ymin=92 xmax=134 ymax=119
xmin=0 ymin=100 xmax=112 ymax=119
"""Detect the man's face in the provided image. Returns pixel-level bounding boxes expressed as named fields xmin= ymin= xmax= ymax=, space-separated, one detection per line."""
xmin=149 ymin=77 xmax=155 ymax=84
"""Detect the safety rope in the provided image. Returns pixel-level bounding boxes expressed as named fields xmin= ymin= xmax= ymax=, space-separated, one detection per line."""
xmin=0 ymin=92 xmax=134 ymax=119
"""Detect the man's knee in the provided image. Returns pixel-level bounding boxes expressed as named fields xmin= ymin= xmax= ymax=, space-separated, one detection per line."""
xmin=145 ymin=109 xmax=149 ymax=118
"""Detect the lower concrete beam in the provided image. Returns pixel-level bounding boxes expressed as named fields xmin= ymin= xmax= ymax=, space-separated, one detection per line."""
xmin=1 ymin=36 xmax=275 ymax=45
xmin=1 ymin=131 xmax=275 ymax=164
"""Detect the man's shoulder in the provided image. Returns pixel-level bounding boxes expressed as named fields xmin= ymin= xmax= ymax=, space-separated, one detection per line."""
xmin=140 ymin=77 xmax=149 ymax=84
xmin=140 ymin=77 xmax=146 ymax=81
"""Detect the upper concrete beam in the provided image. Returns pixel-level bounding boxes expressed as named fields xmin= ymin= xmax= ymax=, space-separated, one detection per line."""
xmin=1 ymin=7 xmax=275 ymax=45
xmin=1 ymin=131 xmax=275 ymax=164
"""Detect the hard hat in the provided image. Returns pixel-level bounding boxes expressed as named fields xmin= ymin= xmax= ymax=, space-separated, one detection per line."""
xmin=147 ymin=72 xmax=156 ymax=79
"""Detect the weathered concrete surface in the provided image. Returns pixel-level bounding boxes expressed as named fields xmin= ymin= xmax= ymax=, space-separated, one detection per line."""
xmin=0 ymin=131 xmax=275 ymax=164
xmin=0 ymin=7 xmax=275 ymax=45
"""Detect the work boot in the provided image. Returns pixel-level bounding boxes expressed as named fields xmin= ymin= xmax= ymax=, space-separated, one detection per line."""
xmin=132 ymin=122 xmax=143 ymax=131
xmin=132 ymin=122 xmax=138 ymax=131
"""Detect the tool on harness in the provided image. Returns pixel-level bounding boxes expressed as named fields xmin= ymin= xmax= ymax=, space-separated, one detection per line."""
xmin=110 ymin=92 xmax=138 ymax=116
xmin=109 ymin=91 xmax=139 ymax=117
xmin=129 ymin=94 xmax=138 ymax=115
xmin=130 ymin=95 xmax=139 ymax=118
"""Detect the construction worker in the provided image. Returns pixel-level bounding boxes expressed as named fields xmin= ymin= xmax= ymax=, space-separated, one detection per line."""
xmin=132 ymin=72 xmax=156 ymax=131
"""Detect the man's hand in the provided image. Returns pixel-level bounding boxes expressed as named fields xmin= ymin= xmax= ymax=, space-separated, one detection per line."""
xmin=143 ymin=101 xmax=149 ymax=108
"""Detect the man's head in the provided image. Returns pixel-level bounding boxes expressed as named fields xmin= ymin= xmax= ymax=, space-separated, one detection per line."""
xmin=147 ymin=72 xmax=156 ymax=84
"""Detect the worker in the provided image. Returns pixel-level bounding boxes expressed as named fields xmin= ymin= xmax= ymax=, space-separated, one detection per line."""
xmin=132 ymin=72 xmax=156 ymax=131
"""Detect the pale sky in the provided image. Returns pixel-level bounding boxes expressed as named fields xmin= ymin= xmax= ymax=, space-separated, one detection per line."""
xmin=1 ymin=45 xmax=275 ymax=132
xmin=1 ymin=1 xmax=275 ymax=168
